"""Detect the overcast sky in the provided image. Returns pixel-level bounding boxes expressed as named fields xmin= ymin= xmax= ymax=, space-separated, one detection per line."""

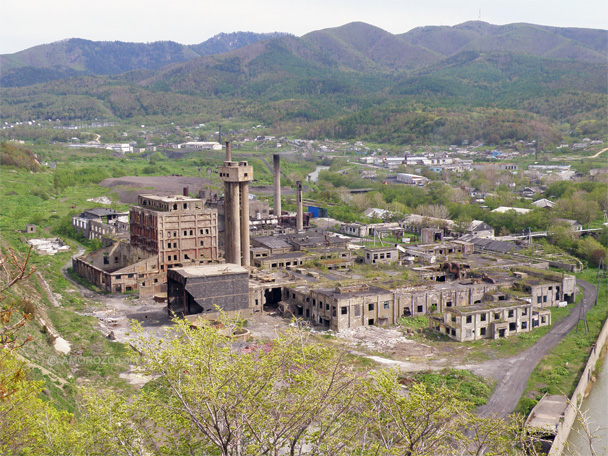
xmin=1 ymin=0 xmax=607 ymax=54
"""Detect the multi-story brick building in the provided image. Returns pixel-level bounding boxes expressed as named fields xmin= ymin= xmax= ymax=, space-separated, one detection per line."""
xmin=129 ymin=195 xmax=218 ymax=270
xmin=73 ymin=194 xmax=219 ymax=297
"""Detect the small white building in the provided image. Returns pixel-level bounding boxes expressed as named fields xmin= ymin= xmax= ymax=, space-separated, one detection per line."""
xmin=491 ymin=207 xmax=531 ymax=215
xmin=384 ymin=157 xmax=405 ymax=168
xmin=466 ymin=220 xmax=495 ymax=239
xmin=406 ymin=156 xmax=432 ymax=166
xmin=396 ymin=173 xmax=429 ymax=185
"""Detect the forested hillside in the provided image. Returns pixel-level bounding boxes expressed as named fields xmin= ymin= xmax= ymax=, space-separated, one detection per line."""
xmin=1 ymin=21 xmax=606 ymax=146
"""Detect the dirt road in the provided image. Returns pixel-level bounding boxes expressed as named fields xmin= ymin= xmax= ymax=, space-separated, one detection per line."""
xmin=473 ymin=279 xmax=597 ymax=418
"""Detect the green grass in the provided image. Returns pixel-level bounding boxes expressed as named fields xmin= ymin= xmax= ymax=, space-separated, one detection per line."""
xmin=403 ymin=368 xmax=495 ymax=407
xmin=399 ymin=316 xmax=429 ymax=330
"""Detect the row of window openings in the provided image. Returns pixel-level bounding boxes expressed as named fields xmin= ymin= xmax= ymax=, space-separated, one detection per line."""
xmin=167 ymin=240 xmax=214 ymax=248
xmin=454 ymin=308 xmax=528 ymax=324
xmin=318 ymin=316 xmax=377 ymax=326
xmin=270 ymin=260 xmax=303 ymax=268
xmin=447 ymin=321 xmax=533 ymax=337
xmin=368 ymin=252 xmax=392 ymax=259
xmin=310 ymin=300 xmax=390 ymax=313
xmin=167 ymin=252 xmax=208 ymax=261
xmin=167 ymin=229 xmax=212 ymax=238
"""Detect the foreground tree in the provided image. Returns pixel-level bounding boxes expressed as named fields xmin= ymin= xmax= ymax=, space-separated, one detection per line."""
xmin=133 ymin=318 xmax=369 ymax=456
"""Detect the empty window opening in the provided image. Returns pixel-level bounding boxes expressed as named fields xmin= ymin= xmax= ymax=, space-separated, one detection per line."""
xmin=263 ymin=287 xmax=282 ymax=312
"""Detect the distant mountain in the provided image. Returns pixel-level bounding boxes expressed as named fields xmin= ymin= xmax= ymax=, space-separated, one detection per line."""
xmin=1 ymin=21 xmax=606 ymax=146
xmin=1 ymin=39 xmax=198 ymax=74
xmin=0 ymin=32 xmax=287 ymax=87
xmin=189 ymin=32 xmax=288 ymax=56
xmin=301 ymin=22 xmax=440 ymax=72
xmin=399 ymin=21 xmax=607 ymax=63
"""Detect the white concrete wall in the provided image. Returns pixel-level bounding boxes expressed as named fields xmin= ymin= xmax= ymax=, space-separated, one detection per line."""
xmin=548 ymin=315 xmax=608 ymax=455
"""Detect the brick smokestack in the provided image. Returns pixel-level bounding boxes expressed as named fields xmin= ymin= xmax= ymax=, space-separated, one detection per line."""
xmin=273 ymin=154 xmax=281 ymax=218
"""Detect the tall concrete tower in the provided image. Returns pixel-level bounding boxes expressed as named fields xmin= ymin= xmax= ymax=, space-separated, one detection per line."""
xmin=220 ymin=142 xmax=253 ymax=266
xmin=273 ymin=153 xmax=281 ymax=218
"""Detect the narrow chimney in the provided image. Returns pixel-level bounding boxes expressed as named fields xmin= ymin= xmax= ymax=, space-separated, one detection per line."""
xmin=225 ymin=141 xmax=232 ymax=162
xmin=183 ymin=187 xmax=189 ymax=197
xmin=273 ymin=154 xmax=281 ymax=218
xmin=296 ymin=181 xmax=303 ymax=232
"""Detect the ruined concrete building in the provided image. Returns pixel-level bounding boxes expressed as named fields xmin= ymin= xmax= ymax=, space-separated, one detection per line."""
xmin=167 ymin=264 xmax=249 ymax=317
xmin=363 ymin=247 xmax=399 ymax=265
xmin=283 ymin=267 xmax=576 ymax=334
xmin=431 ymin=297 xmax=552 ymax=342
xmin=287 ymin=284 xmax=395 ymax=330
xmin=72 ymin=208 xmax=129 ymax=241
xmin=73 ymin=194 xmax=218 ymax=296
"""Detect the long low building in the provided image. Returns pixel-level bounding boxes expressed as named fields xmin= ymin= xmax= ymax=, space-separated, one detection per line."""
xmin=283 ymin=267 xmax=576 ymax=332
xmin=285 ymin=284 xmax=395 ymax=331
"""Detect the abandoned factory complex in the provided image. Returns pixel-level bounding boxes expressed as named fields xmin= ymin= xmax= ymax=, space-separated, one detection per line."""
xmin=72 ymin=143 xmax=577 ymax=342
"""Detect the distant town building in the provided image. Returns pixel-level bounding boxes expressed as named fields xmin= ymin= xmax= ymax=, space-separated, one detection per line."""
xmin=178 ymin=141 xmax=222 ymax=150
xmin=396 ymin=173 xmax=429 ymax=185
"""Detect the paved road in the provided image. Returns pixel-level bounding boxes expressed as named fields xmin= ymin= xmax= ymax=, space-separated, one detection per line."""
xmin=474 ymin=279 xmax=598 ymax=418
